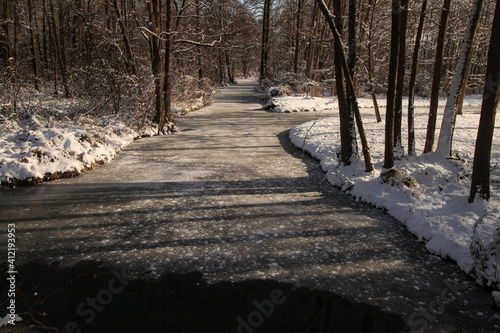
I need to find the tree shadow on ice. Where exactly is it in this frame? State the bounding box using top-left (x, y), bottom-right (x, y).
top-left (0, 261), bottom-right (408, 333)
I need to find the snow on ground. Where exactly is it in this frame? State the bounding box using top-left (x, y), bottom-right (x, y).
top-left (267, 94), bottom-right (483, 112)
top-left (288, 99), bottom-right (500, 289)
top-left (0, 95), bottom-right (159, 185)
top-left (265, 96), bottom-right (337, 113)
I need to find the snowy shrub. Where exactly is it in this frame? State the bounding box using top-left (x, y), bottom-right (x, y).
top-left (470, 211), bottom-right (500, 289)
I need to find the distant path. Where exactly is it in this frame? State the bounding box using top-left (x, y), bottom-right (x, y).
top-left (1, 78), bottom-right (498, 331)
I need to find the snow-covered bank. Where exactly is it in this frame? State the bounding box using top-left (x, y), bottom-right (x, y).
top-left (290, 111), bottom-right (500, 290)
top-left (265, 96), bottom-right (336, 113)
top-left (0, 114), bottom-right (145, 185)
top-left (0, 81), bottom-right (217, 186)
top-left (0, 95), bottom-right (157, 186)
top-left (266, 94), bottom-right (483, 113)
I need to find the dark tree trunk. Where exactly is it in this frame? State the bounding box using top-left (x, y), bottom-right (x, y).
top-left (367, 0), bottom-right (381, 123)
top-left (383, 0), bottom-right (400, 170)
top-left (333, 0), bottom-right (353, 165)
top-left (226, 52), bottom-right (234, 84)
top-left (28, 0), bottom-right (41, 91)
top-left (394, 0), bottom-right (408, 159)
top-left (1, 0), bottom-right (10, 67)
top-left (408, 0), bottom-right (428, 155)
top-left (49, 0), bottom-right (70, 97)
top-left (305, 1), bottom-right (319, 80)
top-left (112, 0), bottom-right (139, 78)
top-left (317, 0), bottom-right (374, 172)
top-left (469, 0), bottom-right (500, 202)
top-left (147, 0), bottom-right (164, 125)
top-left (346, 0), bottom-right (357, 129)
top-left (260, 0), bottom-right (271, 82)
top-left (13, 0), bottom-right (18, 83)
top-left (293, 0), bottom-right (303, 74)
top-left (159, 0), bottom-right (174, 134)
top-left (423, 0), bottom-right (452, 153)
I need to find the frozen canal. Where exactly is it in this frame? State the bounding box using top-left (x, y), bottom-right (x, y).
top-left (1, 79), bottom-right (499, 332)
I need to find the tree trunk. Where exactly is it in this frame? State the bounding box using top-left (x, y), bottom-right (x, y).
top-left (423, 0), bottom-right (452, 153)
top-left (367, 0), bottom-right (381, 123)
top-left (436, 0), bottom-right (483, 157)
top-left (317, 0), bottom-right (374, 172)
top-left (394, 0), bottom-right (408, 159)
top-left (49, 0), bottom-right (70, 97)
top-left (408, 0), bottom-right (428, 155)
top-left (333, 0), bottom-right (354, 165)
top-left (28, 0), bottom-right (41, 91)
top-left (305, 1), bottom-right (319, 80)
top-left (112, 0), bottom-right (139, 78)
top-left (469, 0), bottom-right (500, 202)
top-left (196, 0), bottom-right (203, 81)
top-left (346, 0), bottom-right (356, 127)
top-left (293, 0), bottom-right (303, 74)
top-left (13, 0), bottom-right (18, 84)
top-left (260, 0), bottom-right (271, 82)
top-left (1, 0), bottom-right (10, 67)
top-left (226, 51), bottom-right (234, 84)
top-left (383, 0), bottom-right (400, 170)
top-left (147, 0), bottom-right (164, 125)
top-left (159, 0), bottom-right (174, 134)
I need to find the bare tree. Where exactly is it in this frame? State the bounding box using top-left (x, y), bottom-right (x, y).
top-left (436, 0), bottom-right (483, 157)
top-left (394, 0), bottom-right (408, 159)
top-left (333, 0), bottom-right (355, 165)
top-left (293, 0), bottom-right (303, 74)
top-left (423, 0), bottom-right (452, 153)
top-left (407, 0), bottom-right (428, 155)
top-left (1, 0), bottom-right (11, 67)
top-left (317, 0), bottom-right (374, 172)
top-left (28, 0), bottom-right (40, 91)
top-left (469, 0), bottom-right (500, 202)
top-left (112, 0), bottom-right (139, 78)
top-left (260, 0), bottom-right (271, 82)
top-left (383, 0), bottom-right (400, 170)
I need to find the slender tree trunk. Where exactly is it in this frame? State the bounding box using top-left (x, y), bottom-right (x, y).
top-left (50, 0), bottom-right (70, 97)
top-left (28, 0), bottom-right (40, 91)
top-left (469, 0), bottom-right (500, 202)
top-left (436, 0), bottom-right (483, 157)
top-left (42, 0), bottom-right (49, 76)
top-left (226, 51), bottom-right (234, 84)
top-left (408, 0), bottom-right (428, 155)
top-left (13, 0), bottom-right (18, 84)
top-left (1, 0), bottom-right (10, 67)
top-left (260, 0), bottom-right (271, 82)
top-left (306, 1), bottom-right (319, 80)
top-left (367, 0), bottom-right (381, 122)
top-left (196, 0), bottom-right (203, 81)
top-left (161, 0), bottom-right (174, 133)
top-left (112, 0), bottom-right (139, 78)
top-left (383, 0), bottom-right (400, 170)
top-left (317, 0), bottom-right (374, 172)
top-left (293, 0), bottom-right (303, 74)
top-left (333, 0), bottom-right (353, 165)
top-left (456, 56), bottom-right (473, 115)
top-left (147, 0), bottom-right (164, 125)
top-left (346, 0), bottom-right (357, 127)
top-left (394, 0), bottom-right (408, 159)
top-left (423, 0), bottom-right (452, 153)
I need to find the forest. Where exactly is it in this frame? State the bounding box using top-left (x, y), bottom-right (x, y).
top-left (0, 0), bottom-right (499, 200)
